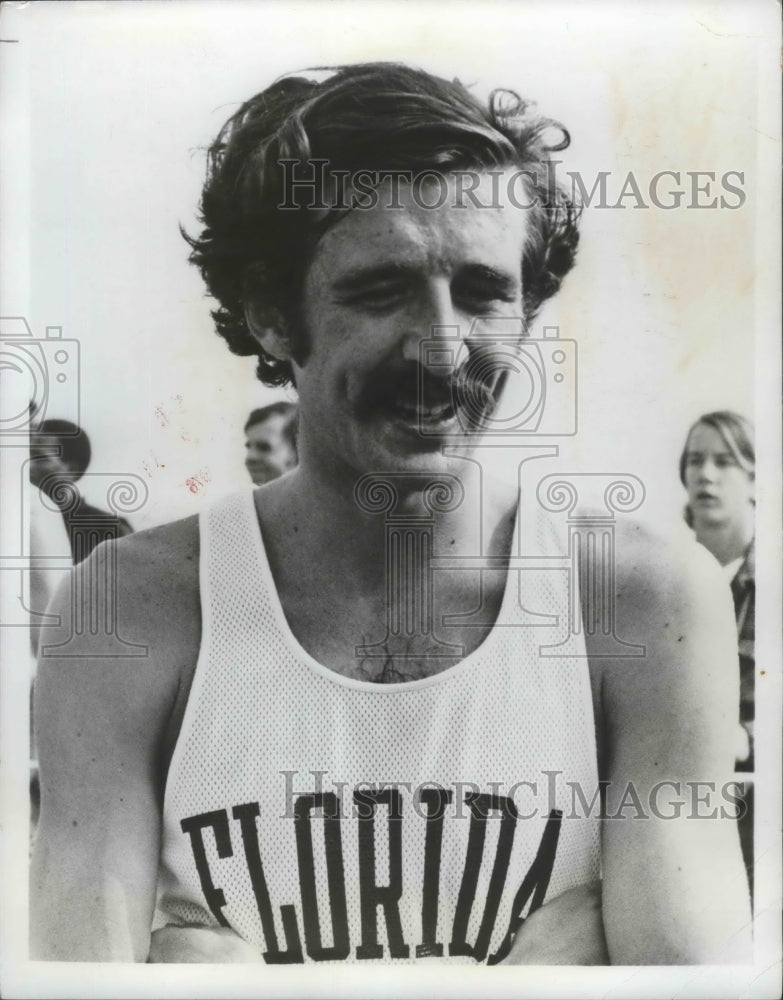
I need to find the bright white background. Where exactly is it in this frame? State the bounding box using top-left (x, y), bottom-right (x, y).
top-left (2, 0), bottom-right (771, 530)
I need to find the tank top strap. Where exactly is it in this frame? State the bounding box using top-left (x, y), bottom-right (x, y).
top-left (200, 489), bottom-right (274, 624)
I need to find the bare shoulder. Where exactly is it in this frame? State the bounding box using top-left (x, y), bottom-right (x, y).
top-left (587, 516), bottom-right (738, 775)
top-left (609, 516), bottom-right (733, 662)
top-left (42, 513), bottom-right (200, 664)
top-left (112, 517), bottom-right (199, 637)
top-left (35, 513), bottom-right (202, 786)
top-left (612, 516), bottom-right (724, 603)
top-left (113, 512), bottom-right (200, 608)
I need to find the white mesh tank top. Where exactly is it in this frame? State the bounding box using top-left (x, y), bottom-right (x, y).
top-left (154, 490), bottom-right (600, 964)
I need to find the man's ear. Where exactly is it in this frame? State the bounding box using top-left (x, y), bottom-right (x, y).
top-left (244, 301), bottom-right (292, 362)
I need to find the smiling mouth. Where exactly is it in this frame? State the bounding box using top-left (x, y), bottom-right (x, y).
top-left (388, 397), bottom-right (457, 427)
top-left (361, 363), bottom-right (496, 437)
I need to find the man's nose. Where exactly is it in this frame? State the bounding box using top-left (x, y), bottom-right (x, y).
top-left (401, 284), bottom-right (468, 373)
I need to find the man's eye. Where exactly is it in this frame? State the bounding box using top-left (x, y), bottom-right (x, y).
top-left (455, 284), bottom-right (516, 311)
top-left (339, 284), bottom-right (407, 310)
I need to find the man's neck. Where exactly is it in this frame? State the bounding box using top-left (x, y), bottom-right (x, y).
top-left (253, 459), bottom-right (520, 682)
top-left (258, 457), bottom-right (517, 576)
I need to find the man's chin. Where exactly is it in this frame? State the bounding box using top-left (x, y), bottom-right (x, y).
top-left (248, 469), bottom-right (274, 486)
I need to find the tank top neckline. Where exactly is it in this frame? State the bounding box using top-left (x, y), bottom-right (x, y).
top-left (239, 487), bottom-right (522, 695)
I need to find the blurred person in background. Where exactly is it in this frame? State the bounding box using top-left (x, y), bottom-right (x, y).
top-left (243, 402), bottom-right (298, 485)
top-left (29, 419), bottom-right (134, 563)
top-left (680, 410), bottom-right (755, 888)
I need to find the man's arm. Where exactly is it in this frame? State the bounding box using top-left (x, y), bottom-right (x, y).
top-left (595, 524), bottom-right (752, 964)
top-left (504, 525), bottom-right (753, 967)
top-left (30, 521), bottom-right (200, 961)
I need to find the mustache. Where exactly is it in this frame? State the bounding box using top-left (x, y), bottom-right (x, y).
top-left (356, 360), bottom-right (506, 424)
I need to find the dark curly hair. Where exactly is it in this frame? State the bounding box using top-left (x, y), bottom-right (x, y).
top-left (185, 62), bottom-right (581, 387)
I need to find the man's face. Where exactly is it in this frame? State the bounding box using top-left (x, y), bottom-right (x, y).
top-left (291, 170), bottom-right (529, 483)
top-left (683, 423), bottom-right (754, 529)
top-left (244, 414), bottom-right (297, 485)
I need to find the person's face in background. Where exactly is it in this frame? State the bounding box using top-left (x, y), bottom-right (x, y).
top-left (244, 414), bottom-right (297, 485)
top-left (28, 436), bottom-right (77, 495)
top-left (683, 422), bottom-right (754, 530)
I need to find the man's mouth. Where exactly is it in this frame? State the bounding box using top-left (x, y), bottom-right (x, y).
top-left (387, 396), bottom-right (457, 427)
top-left (360, 364), bottom-right (495, 434)
top-left (695, 491), bottom-right (719, 502)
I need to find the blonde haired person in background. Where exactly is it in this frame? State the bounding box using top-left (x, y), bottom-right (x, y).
top-left (680, 410), bottom-right (755, 890)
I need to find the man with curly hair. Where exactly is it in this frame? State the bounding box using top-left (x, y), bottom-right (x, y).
top-left (31, 63), bottom-right (750, 965)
